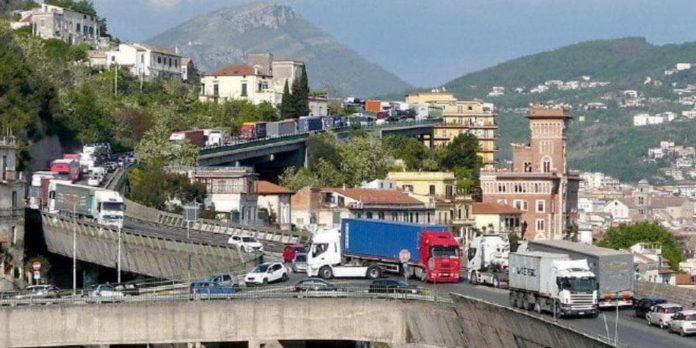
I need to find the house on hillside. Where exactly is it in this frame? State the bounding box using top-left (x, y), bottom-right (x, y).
top-left (23, 3), bottom-right (100, 46)
top-left (255, 181), bottom-right (293, 231)
top-left (106, 43), bottom-right (183, 80)
top-left (199, 64), bottom-right (280, 105)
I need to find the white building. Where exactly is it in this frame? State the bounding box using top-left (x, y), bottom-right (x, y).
top-left (682, 109), bottom-right (696, 119)
top-left (27, 4), bottom-right (100, 46)
top-left (676, 63), bottom-right (692, 71)
top-left (199, 64), bottom-right (280, 105)
top-left (633, 113), bottom-right (664, 127)
top-left (106, 43), bottom-right (183, 80)
top-left (308, 96), bottom-right (328, 116)
top-left (603, 199), bottom-right (632, 222)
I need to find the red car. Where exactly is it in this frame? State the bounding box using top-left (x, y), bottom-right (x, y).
top-left (283, 244), bottom-right (306, 263)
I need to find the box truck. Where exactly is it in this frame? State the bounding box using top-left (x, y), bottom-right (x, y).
top-left (467, 234), bottom-right (510, 288)
top-left (298, 116), bottom-right (323, 133)
top-left (239, 122), bottom-right (267, 140)
top-left (49, 182), bottom-right (125, 228)
top-left (522, 240), bottom-right (634, 308)
top-left (509, 251), bottom-right (599, 318)
top-left (306, 219), bottom-right (461, 282)
top-left (169, 130), bottom-right (205, 147)
top-left (267, 120), bottom-right (297, 137)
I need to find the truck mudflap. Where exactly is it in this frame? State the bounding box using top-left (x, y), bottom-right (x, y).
top-left (598, 298), bottom-right (634, 308)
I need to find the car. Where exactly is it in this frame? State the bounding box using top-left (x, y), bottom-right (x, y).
top-left (205, 272), bottom-right (239, 287)
top-left (283, 244), bottom-right (306, 263)
top-left (88, 283), bottom-right (124, 298)
top-left (291, 253), bottom-right (308, 273)
top-left (227, 235), bottom-right (264, 252)
top-left (294, 278), bottom-right (338, 292)
top-left (244, 262), bottom-right (288, 285)
top-left (669, 310), bottom-right (696, 337)
top-left (14, 285), bottom-right (60, 300)
top-left (368, 279), bottom-right (419, 294)
top-left (190, 280), bottom-right (237, 298)
top-left (634, 297), bottom-right (668, 318)
top-left (646, 303), bottom-right (683, 329)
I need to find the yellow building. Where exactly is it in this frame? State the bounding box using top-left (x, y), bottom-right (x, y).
top-left (405, 91), bottom-right (457, 105)
top-left (434, 100), bottom-right (497, 170)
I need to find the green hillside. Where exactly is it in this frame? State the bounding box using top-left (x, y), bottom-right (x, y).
top-left (148, 2), bottom-right (412, 97)
top-left (444, 37), bottom-right (696, 183)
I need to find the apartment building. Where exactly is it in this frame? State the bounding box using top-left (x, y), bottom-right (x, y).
top-left (29, 3), bottom-right (100, 46)
top-left (199, 64), bottom-right (279, 105)
top-left (480, 106), bottom-right (581, 241)
top-left (0, 136), bottom-right (25, 285)
top-left (106, 43), bottom-right (183, 80)
top-left (434, 100), bottom-right (498, 169)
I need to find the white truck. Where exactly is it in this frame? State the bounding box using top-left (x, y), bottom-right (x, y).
top-left (49, 181), bottom-right (125, 228)
top-left (306, 227), bottom-right (382, 280)
top-left (467, 234), bottom-right (510, 288)
top-left (508, 251), bottom-right (599, 318)
top-left (87, 167), bottom-right (106, 187)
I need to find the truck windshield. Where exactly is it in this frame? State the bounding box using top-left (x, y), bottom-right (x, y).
top-left (311, 243), bottom-right (328, 258)
top-left (432, 246), bottom-right (458, 258)
top-left (561, 277), bottom-right (595, 292)
top-left (102, 202), bottom-right (124, 212)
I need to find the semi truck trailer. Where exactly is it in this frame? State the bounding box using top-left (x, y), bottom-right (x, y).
top-left (306, 219), bottom-right (461, 282)
top-left (49, 182), bottom-right (125, 228)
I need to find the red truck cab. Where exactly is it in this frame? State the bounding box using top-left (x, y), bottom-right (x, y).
top-left (419, 231), bottom-right (461, 282)
top-left (283, 243), bottom-right (306, 263)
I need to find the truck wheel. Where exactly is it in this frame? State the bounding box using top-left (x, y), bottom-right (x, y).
top-left (554, 302), bottom-right (563, 319)
top-left (367, 266), bottom-right (381, 279)
top-left (509, 293), bottom-right (517, 308)
top-left (417, 268), bottom-right (427, 282)
top-left (493, 277), bottom-right (500, 288)
top-left (319, 266), bottom-right (333, 280)
top-left (469, 272), bottom-right (478, 285)
top-left (534, 301), bottom-right (542, 314)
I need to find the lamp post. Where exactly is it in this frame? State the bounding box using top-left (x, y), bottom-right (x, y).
top-left (183, 203), bottom-right (199, 281)
top-left (62, 194), bottom-right (80, 297)
top-left (117, 224), bottom-right (122, 283)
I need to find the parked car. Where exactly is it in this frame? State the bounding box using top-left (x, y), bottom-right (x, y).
top-left (646, 303), bottom-right (683, 329)
top-left (205, 272), bottom-right (239, 287)
top-left (14, 285), bottom-right (60, 300)
top-left (669, 310), bottom-right (696, 337)
top-left (283, 243), bottom-right (306, 263)
top-left (244, 262), bottom-right (289, 285)
top-left (634, 297), bottom-right (668, 318)
top-left (294, 278), bottom-right (338, 292)
top-left (88, 283), bottom-right (124, 298)
top-left (292, 253), bottom-right (308, 273)
top-left (368, 279), bottom-right (419, 294)
top-left (228, 235), bottom-right (264, 252)
top-left (190, 280), bottom-right (237, 298)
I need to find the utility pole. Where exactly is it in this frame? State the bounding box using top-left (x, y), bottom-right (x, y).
top-left (113, 64), bottom-right (118, 96)
top-left (72, 202), bottom-right (77, 296)
top-left (117, 224), bottom-right (122, 283)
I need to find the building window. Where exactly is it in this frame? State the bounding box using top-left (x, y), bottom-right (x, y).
top-left (445, 185), bottom-right (453, 198)
top-left (429, 185), bottom-right (436, 195)
top-left (378, 211), bottom-right (385, 220)
top-left (366, 212), bottom-right (373, 219)
top-left (213, 84), bottom-right (219, 97)
top-left (10, 226), bottom-right (16, 246)
top-left (536, 200), bottom-right (545, 213)
top-left (241, 82), bottom-right (248, 97)
top-left (76, 23), bottom-right (80, 33)
top-left (514, 200), bottom-right (528, 211)
top-left (356, 213), bottom-right (362, 219)
top-left (402, 185), bottom-right (413, 192)
top-left (524, 161), bottom-right (532, 172)
top-left (536, 219), bottom-right (545, 231)
top-left (157, 56), bottom-right (161, 64)
top-left (391, 211), bottom-right (397, 221)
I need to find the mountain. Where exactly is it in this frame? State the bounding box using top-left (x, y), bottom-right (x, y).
top-left (443, 37), bottom-right (696, 183)
top-left (147, 2), bottom-right (411, 97)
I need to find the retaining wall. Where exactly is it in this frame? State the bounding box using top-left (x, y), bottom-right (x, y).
top-left (634, 280), bottom-right (696, 305)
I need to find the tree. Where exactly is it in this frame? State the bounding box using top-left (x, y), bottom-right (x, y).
top-left (134, 123), bottom-right (198, 167)
top-left (597, 221), bottom-right (682, 270)
top-left (382, 135), bottom-right (430, 170)
top-left (437, 133), bottom-right (483, 191)
top-left (279, 80), bottom-right (295, 118)
top-left (338, 136), bottom-right (388, 186)
top-left (279, 167), bottom-right (319, 191)
top-left (292, 66), bottom-right (310, 116)
top-left (127, 166), bottom-right (207, 210)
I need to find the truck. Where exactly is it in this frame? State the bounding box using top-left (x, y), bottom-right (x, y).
top-left (239, 122), bottom-right (267, 140)
top-left (202, 128), bottom-right (231, 146)
top-left (306, 219), bottom-right (461, 282)
top-left (28, 171), bottom-right (58, 209)
top-left (466, 234), bottom-right (510, 288)
top-left (298, 116), bottom-right (323, 133)
top-left (50, 159), bottom-right (80, 182)
top-left (522, 240), bottom-right (634, 308)
top-left (364, 99), bottom-right (382, 113)
top-left (49, 182), bottom-right (125, 228)
top-left (508, 251), bottom-right (599, 318)
top-left (266, 120), bottom-right (297, 137)
top-left (169, 130), bottom-right (205, 147)
top-left (87, 166), bottom-right (106, 187)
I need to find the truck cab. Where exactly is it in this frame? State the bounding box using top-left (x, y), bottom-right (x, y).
top-left (94, 190), bottom-right (124, 228)
top-left (467, 234), bottom-right (509, 287)
top-left (306, 227), bottom-right (381, 280)
top-left (553, 259), bottom-right (599, 317)
top-left (418, 231), bottom-right (460, 282)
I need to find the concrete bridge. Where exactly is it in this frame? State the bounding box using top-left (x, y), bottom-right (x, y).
top-left (0, 293), bottom-right (612, 348)
top-left (39, 212), bottom-right (259, 280)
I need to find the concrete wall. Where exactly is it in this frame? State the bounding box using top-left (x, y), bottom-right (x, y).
top-left (0, 296), bottom-right (612, 348)
top-left (634, 280), bottom-right (696, 306)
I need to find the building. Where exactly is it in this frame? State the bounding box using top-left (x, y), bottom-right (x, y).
top-left (86, 50), bottom-right (107, 69)
top-left (271, 59), bottom-right (304, 92)
top-left (308, 95), bottom-right (329, 116)
top-left (480, 105), bottom-right (581, 240)
top-left (433, 100), bottom-right (497, 169)
top-left (28, 3), bottom-right (100, 46)
top-left (602, 199), bottom-right (633, 223)
top-left (386, 171), bottom-right (458, 226)
top-left (405, 91), bottom-right (457, 105)
top-left (0, 136), bottom-right (25, 288)
top-left (254, 181), bottom-right (293, 231)
top-left (630, 243), bottom-right (676, 285)
top-left (106, 43), bottom-right (183, 80)
top-left (180, 57), bottom-right (198, 83)
top-left (166, 166), bottom-right (259, 225)
top-left (199, 64), bottom-right (279, 105)
top-left (470, 202), bottom-right (522, 235)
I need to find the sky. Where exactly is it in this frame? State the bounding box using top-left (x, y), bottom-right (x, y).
top-left (92, 0), bottom-right (696, 87)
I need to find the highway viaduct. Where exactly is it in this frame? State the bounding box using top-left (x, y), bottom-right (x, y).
top-left (0, 294), bottom-right (612, 348)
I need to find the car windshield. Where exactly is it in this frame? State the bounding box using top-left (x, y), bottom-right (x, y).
top-left (242, 237), bottom-right (257, 243)
top-left (253, 264), bottom-right (270, 273)
top-left (560, 276), bottom-right (595, 292)
top-left (294, 254), bottom-right (307, 262)
top-left (295, 247), bottom-right (306, 253)
top-left (432, 246), bottom-right (458, 258)
top-left (663, 307), bottom-right (682, 313)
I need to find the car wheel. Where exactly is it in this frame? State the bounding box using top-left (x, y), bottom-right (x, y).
top-left (281, 273), bottom-right (289, 281)
top-left (680, 329), bottom-right (687, 337)
top-left (366, 266), bottom-right (381, 279)
top-left (659, 321), bottom-right (666, 329)
top-left (509, 293), bottom-right (517, 308)
top-left (263, 278), bottom-right (268, 285)
top-left (319, 266), bottom-right (333, 280)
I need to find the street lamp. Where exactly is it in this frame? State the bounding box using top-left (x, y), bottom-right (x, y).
top-left (117, 224), bottom-right (122, 284)
top-left (183, 203), bottom-right (199, 281)
top-left (62, 194), bottom-right (80, 297)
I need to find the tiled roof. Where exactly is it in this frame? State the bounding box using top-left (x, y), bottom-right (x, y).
top-left (652, 196), bottom-right (690, 209)
top-left (133, 43), bottom-right (179, 57)
top-left (181, 57), bottom-right (192, 65)
top-left (255, 180), bottom-right (293, 195)
top-left (472, 202), bottom-right (523, 215)
top-left (323, 188), bottom-right (423, 205)
top-left (207, 64), bottom-right (261, 77)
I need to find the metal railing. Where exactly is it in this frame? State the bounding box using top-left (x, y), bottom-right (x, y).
top-left (0, 208), bottom-right (23, 219)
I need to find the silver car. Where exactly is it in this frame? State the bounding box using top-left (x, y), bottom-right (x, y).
top-left (646, 303), bottom-right (683, 329)
top-left (292, 253), bottom-right (308, 273)
top-left (669, 310), bottom-right (696, 336)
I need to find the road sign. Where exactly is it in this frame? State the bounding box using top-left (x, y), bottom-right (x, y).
top-left (33, 271), bottom-right (40, 280)
top-left (399, 249), bottom-right (411, 263)
top-left (183, 204), bottom-right (199, 223)
top-left (32, 261), bottom-right (41, 271)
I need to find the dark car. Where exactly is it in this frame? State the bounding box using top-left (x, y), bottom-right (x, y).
top-left (14, 285), bottom-right (60, 300)
top-left (368, 279), bottom-right (419, 294)
top-left (190, 280), bottom-right (237, 299)
top-left (634, 297), bottom-right (668, 318)
top-left (294, 278), bottom-right (338, 292)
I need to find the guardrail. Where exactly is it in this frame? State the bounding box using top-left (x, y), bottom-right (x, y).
top-left (0, 208), bottom-right (23, 219)
top-left (0, 285), bottom-right (452, 307)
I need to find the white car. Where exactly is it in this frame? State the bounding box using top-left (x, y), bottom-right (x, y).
top-left (669, 310), bottom-right (696, 336)
top-left (244, 262), bottom-right (288, 285)
top-left (88, 284), bottom-right (124, 299)
top-left (228, 235), bottom-right (264, 252)
top-left (646, 303), bottom-right (683, 329)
